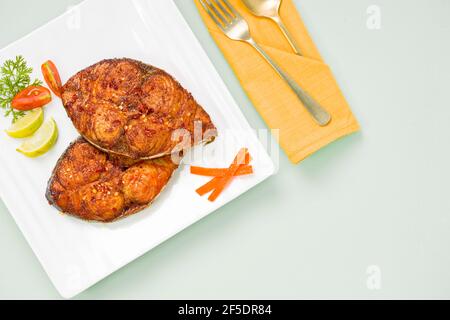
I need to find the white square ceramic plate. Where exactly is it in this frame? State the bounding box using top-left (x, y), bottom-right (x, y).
top-left (0, 0), bottom-right (274, 298)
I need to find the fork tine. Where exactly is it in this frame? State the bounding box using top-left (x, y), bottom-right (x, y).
top-left (221, 0), bottom-right (242, 18)
top-left (213, 0), bottom-right (234, 20)
top-left (199, 0), bottom-right (225, 30)
top-left (205, 0), bottom-right (229, 26)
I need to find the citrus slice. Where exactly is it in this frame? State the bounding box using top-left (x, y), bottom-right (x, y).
top-left (17, 117), bottom-right (58, 158)
top-left (5, 108), bottom-right (44, 138)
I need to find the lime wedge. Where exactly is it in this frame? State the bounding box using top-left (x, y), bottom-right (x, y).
top-left (5, 108), bottom-right (44, 138)
top-left (17, 118), bottom-right (58, 158)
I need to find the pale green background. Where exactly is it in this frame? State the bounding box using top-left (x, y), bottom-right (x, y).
top-left (1, 0), bottom-right (449, 299)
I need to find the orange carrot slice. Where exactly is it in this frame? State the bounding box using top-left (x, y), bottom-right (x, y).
top-left (208, 148), bottom-right (248, 202)
top-left (196, 176), bottom-right (221, 196)
top-left (195, 148), bottom-right (252, 201)
top-left (190, 165), bottom-right (253, 177)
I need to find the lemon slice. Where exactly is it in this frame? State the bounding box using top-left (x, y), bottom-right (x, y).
top-left (5, 108), bottom-right (44, 138)
top-left (17, 117), bottom-right (58, 158)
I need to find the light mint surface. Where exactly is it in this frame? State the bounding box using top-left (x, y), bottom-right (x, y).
top-left (0, 0), bottom-right (449, 299)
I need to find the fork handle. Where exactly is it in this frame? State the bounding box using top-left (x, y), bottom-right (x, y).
top-left (247, 39), bottom-right (331, 126)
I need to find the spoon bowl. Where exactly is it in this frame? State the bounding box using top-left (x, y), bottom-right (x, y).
top-left (241, 0), bottom-right (281, 18)
top-left (241, 0), bottom-right (302, 55)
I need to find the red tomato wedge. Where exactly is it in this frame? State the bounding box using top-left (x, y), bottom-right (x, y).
top-left (11, 85), bottom-right (52, 111)
top-left (41, 60), bottom-right (62, 97)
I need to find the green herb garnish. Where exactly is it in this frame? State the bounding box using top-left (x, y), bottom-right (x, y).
top-left (0, 56), bottom-right (42, 123)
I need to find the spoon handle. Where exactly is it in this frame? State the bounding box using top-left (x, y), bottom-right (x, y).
top-left (247, 38), bottom-right (331, 126)
top-left (272, 16), bottom-right (302, 55)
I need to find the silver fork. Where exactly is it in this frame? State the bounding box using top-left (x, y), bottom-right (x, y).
top-left (199, 0), bottom-right (331, 126)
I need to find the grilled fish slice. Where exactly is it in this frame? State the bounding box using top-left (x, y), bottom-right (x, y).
top-left (46, 138), bottom-right (178, 222)
top-left (61, 58), bottom-right (217, 159)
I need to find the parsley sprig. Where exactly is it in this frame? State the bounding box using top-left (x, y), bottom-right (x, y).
top-left (0, 56), bottom-right (42, 122)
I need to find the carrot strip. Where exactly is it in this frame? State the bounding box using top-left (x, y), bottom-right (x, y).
top-left (240, 150), bottom-right (251, 165)
top-left (207, 176), bottom-right (231, 202)
top-left (231, 148), bottom-right (249, 166)
top-left (195, 148), bottom-right (253, 201)
top-left (208, 148), bottom-right (248, 202)
top-left (244, 152), bottom-right (252, 165)
top-left (196, 176), bottom-right (221, 196)
top-left (191, 165), bottom-right (253, 177)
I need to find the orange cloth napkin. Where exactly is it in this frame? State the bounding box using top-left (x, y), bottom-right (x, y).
top-left (194, 0), bottom-right (360, 163)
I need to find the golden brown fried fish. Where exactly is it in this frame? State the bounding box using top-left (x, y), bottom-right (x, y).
top-left (61, 58), bottom-right (217, 159)
top-left (46, 138), bottom-right (178, 222)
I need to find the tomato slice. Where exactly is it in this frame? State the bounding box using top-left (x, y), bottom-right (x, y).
top-left (11, 86), bottom-right (52, 111)
top-left (41, 60), bottom-right (62, 98)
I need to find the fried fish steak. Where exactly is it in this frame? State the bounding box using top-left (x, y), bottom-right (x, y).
top-left (46, 138), bottom-right (178, 222)
top-left (61, 58), bottom-right (217, 159)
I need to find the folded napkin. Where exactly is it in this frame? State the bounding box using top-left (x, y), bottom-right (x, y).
top-left (194, 0), bottom-right (360, 163)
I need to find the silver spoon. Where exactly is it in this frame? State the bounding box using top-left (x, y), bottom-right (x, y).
top-left (241, 0), bottom-right (303, 55)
